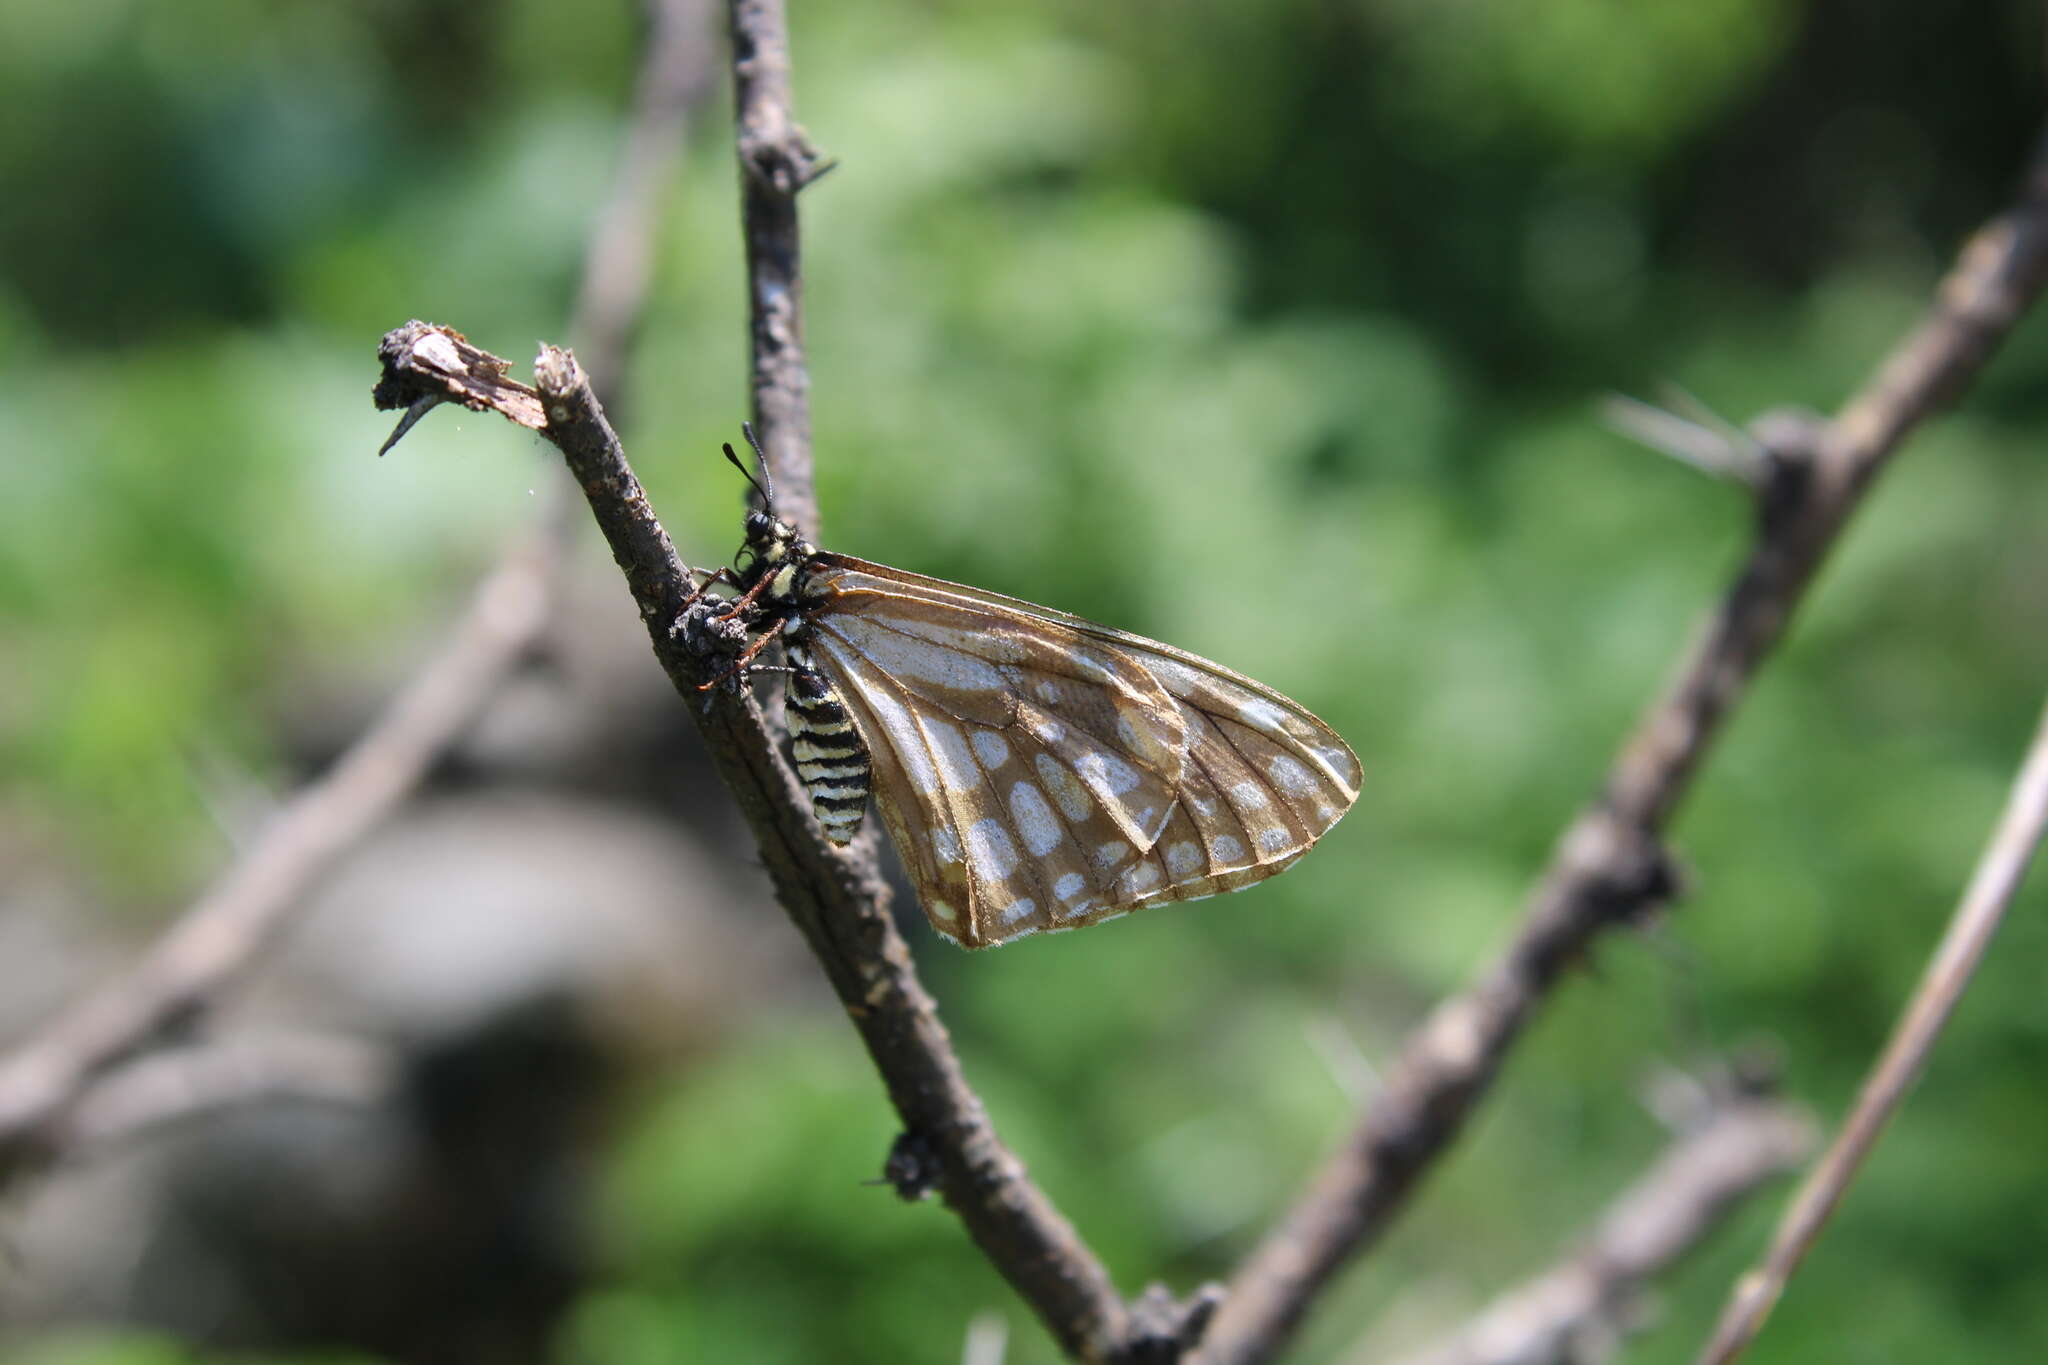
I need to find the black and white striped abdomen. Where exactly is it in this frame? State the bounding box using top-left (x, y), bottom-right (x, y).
top-left (786, 644), bottom-right (870, 844)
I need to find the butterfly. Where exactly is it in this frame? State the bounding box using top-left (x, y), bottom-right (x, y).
top-left (683, 426), bottom-right (1361, 948)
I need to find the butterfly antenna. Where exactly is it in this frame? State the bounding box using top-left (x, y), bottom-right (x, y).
top-left (741, 421), bottom-right (777, 512)
top-left (720, 430), bottom-right (775, 513)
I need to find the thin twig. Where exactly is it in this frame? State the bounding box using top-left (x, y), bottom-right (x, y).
top-left (1196, 125), bottom-right (2048, 1365)
top-left (52, 1034), bottom-right (396, 1155)
top-left (729, 0), bottom-right (828, 539)
top-left (0, 4), bottom-right (712, 1186)
top-left (1393, 1093), bottom-right (1813, 1365)
top-left (1697, 698), bottom-right (2048, 1365)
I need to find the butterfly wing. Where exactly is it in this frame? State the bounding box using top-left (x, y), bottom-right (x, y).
top-left (803, 554), bottom-right (1360, 947)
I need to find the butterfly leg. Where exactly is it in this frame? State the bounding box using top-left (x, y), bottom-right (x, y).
top-left (711, 566), bottom-right (780, 623)
top-left (678, 565), bottom-right (741, 614)
top-left (696, 617), bottom-right (785, 692)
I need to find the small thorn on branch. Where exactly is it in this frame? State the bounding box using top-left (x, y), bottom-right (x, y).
top-left (739, 127), bottom-right (835, 193)
top-left (1115, 1283), bottom-right (1225, 1364)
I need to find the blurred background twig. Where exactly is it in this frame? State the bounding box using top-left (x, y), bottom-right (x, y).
top-left (1699, 694), bottom-right (2048, 1365)
top-left (0, 0), bottom-right (714, 1181)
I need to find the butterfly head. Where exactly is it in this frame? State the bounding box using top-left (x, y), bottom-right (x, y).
top-left (725, 426), bottom-right (816, 606)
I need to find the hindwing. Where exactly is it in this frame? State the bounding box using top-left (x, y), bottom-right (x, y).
top-left (799, 554), bottom-right (1360, 947)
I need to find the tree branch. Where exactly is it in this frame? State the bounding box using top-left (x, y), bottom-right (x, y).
top-left (1196, 125), bottom-right (2048, 1365)
top-left (1397, 1091), bottom-right (1813, 1365)
top-left (376, 328), bottom-right (1135, 1360)
top-left (729, 0), bottom-right (829, 539)
top-left (0, 1), bottom-right (712, 1188)
top-left (1697, 695), bottom-right (2048, 1365)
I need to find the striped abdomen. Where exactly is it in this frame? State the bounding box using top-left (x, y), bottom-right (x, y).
top-left (786, 645), bottom-right (870, 844)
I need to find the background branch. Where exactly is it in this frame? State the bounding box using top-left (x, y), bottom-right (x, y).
top-left (1697, 695), bottom-right (2048, 1365)
top-left (729, 0), bottom-right (826, 539)
top-left (49, 1034), bottom-right (396, 1156)
top-left (1197, 125), bottom-right (2048, 1365)
top-left (1395, 1090), bottom-right (1813, 1365)
top-left (0, 0), bottom-right (713, 1188)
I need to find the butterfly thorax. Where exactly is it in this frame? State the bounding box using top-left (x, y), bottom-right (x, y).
top-left (738, 511), bottom-right (822, 617)
top-left (732, 510), bottom-right (872, 845)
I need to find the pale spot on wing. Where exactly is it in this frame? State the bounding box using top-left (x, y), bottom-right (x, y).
top-left (1001, 897), bottom-right (1037, 925)
top-left (854, 674), bottom-right (939, 795)
top-left (967, 818), bottom-right (1018, 880)
top-left (1008, 782), bottom-right (1062, 856)
top-left (876, 611), bottom-right (1030, 664)
top-left (1054, 871), bottom-right (1086, 901)
top-left (1069, 650), bottom-right (1118, 683)
top-left (1060, 898), bottom-right (1100, 920)
top-left (1139, 656), bottom-right (1203, 695)
top-left (1317, 804), bottom-right (1338, 824)
top-left (1237, 697), bottom-right (1291, 730)
top-left (1230, 780), bottom-right (1270, 809)
top-left (932, 828), bottom-right (961, 864)
top-left (1118, 861), bottom-right (1162, 894)
top-left (1035, 754), bottom-right (1094, 822)
top-left (930, 899), bottom-right (958, 923)
top-left (1165, 841), bottom-right (1202, 878)
top-left (1210, 834), bottom-right (1248, 867)
top-left (1268, 754), bottom-right (1317, 796)
top-left (927, 719), bottom-right (982, 793)
top-left (1094, 840), bottom-right (1130, 869)
top-left (1315, 745), bottom-right (1362, 788)
top-left (1075, 751), bottom-right (1141, 796)
top-left (1025, 713), bottom-right (1066, 744)
top-left (829, 618), bottom-right (1008, 693)
top-left (971, 731), bottom-right (1011, 769)
top-left (1035, 680), bottom-right (1062, 704)
top-left (1189, 793), bottom-right (1217, 816)
top-left (1258, 827), bottom-right (1292, 854)
top-left (1115, 708), bottom-right (1180, 771)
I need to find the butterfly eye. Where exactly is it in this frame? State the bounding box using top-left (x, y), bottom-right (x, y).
top-left (746, 510), bottom-right (774, 540)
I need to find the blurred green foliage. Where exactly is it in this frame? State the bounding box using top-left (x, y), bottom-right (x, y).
top-left (4, 0), bottom-right (2046, 1362)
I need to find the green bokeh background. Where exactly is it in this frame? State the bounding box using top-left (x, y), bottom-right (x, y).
top-left (4, 0), bottom-right (2046, 1361)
